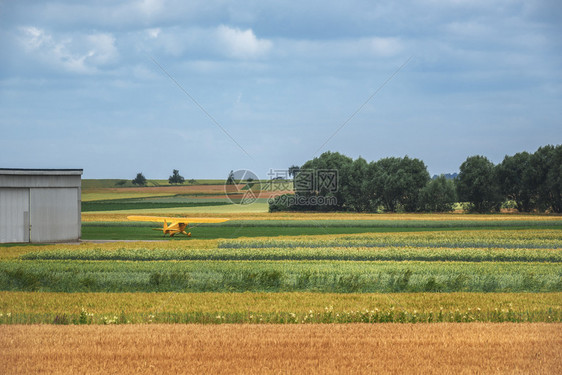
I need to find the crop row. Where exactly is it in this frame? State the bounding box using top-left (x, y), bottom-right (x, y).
top-left (82, 200), bottom-right (229, 212)
top-left (0, 291), bottom-right (562, 315)
top-left (19, 247), bottom-right (562, 263)
top-left (82, 220), bottom-right (562, 228)
top-left (3, 292), bottom-right (559, 314)
top-left (219, 229), bottom-right (562, 249)
top-left (1, 307), bottom-right (560, 325)
top-left (2, 291), bottom-right (560, 324)
top-left (211, 220), bottom-right (562, 228)
top-left (1, 260), bottom-right (560, 293)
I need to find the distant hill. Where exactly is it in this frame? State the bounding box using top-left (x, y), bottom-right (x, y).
top-left (432, 173), bottom-right (458, 180)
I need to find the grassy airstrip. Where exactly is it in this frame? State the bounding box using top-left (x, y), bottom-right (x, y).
top-left (0, 180), bottom-right (561, 324)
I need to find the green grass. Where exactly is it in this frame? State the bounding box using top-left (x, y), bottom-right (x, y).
top-left (80, 225), bottom-right (406, 240)
top-left (81, 220), bottom-right (562, 241)
top-left (79, 225), bottom-right (484, 241)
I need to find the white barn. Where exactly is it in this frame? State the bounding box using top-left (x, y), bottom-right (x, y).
top-left (0, 169), bottom-right (83, 243)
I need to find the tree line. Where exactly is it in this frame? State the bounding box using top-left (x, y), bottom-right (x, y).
top-left (131, 169), bottom-right (188, 186)
top-left (269, 144), bottom-right (562, 213)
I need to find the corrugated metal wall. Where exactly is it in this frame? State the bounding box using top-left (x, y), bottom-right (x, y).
top-left (1, 170), bottom-right (82, 243)
top-left (30, 188), bottom-right (80, 243)
top-left (0, 188), bottom-right (30, 243)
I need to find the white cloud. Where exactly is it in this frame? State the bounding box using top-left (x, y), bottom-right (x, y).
top-left (142, 25), bottom-right (273, 60)
top-left (215, 25), bottom-right (272, 59)
top-left (19, 26), bottom-right (48, 50)
top-left (18, 27), bottom-right (118, 74)
top-left (369, 37), bottom-right (403, 57)
top-left (19, 26), bottom-right (89, 73)
top-left (85, 33), bottom-right (118, 65)
top-left (146, 28), bottom-right (161, 39)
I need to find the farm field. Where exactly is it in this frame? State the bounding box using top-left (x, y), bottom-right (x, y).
top-left (1, 225), bottom-right (561, 322)
top-left (1, 324), bottom-right (560, 374)
top-left (1, 183), bottom-right (561, 372)
top-left (1, 292), bottom-right (560, 324)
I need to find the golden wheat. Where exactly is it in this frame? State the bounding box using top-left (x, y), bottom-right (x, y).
top-left (1, 324), bottom-right (560, 374)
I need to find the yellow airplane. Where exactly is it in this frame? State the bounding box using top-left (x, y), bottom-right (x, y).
top-left (127, 216), bottom-right (229, 237)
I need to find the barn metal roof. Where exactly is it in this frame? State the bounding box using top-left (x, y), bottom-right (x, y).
top-left (0, 168), bottom-right (83, 175)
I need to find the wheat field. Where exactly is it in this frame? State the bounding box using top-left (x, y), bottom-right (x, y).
top-left (1, 323), bottom-right (560, 374)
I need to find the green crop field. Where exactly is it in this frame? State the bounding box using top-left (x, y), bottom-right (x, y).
top-left (2, 259), bottom-right (560, 293)
top-left (0, 186), bottom-right (561, 325)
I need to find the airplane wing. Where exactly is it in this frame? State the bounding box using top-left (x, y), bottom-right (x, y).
top-left (127, 215), bottom-right (229, 224)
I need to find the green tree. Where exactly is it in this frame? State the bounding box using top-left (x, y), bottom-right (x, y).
top-left (456, 155), bottom-right (502, 213)
top-left (132, 172), bottom-right (147, 186)
top-left (545, 145), bottom-right (562, 213)
top-left (496, 152), bottom-right (535, 212)
top-left (341, 157), bottom-right (371, 212)
top-left (226, 170), bottom-right (235, 185)
top-left (288, 165), bottom-right (300, 178)
top-left (366, 156), bottom-right (430, 212)
top-left (168, 169), bottom-right (185, 185)
top-left (418, 175), bottom-right (457, 212)
top-left (530, 145), bottom-right (562, 213)
top-left (294, 151), bottom-right (353, 211)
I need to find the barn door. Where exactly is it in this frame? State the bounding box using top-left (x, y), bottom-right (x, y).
top-left (0, 188), bottom-right (30, 243)
top-left (30, 188), bottom-right (79, 242)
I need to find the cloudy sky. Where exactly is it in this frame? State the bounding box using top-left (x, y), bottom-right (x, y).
top-left (1, 0), bottom-right (560, 179)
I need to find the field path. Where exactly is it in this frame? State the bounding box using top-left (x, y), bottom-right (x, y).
top-left (1, 323), bottom-right (560, 374)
